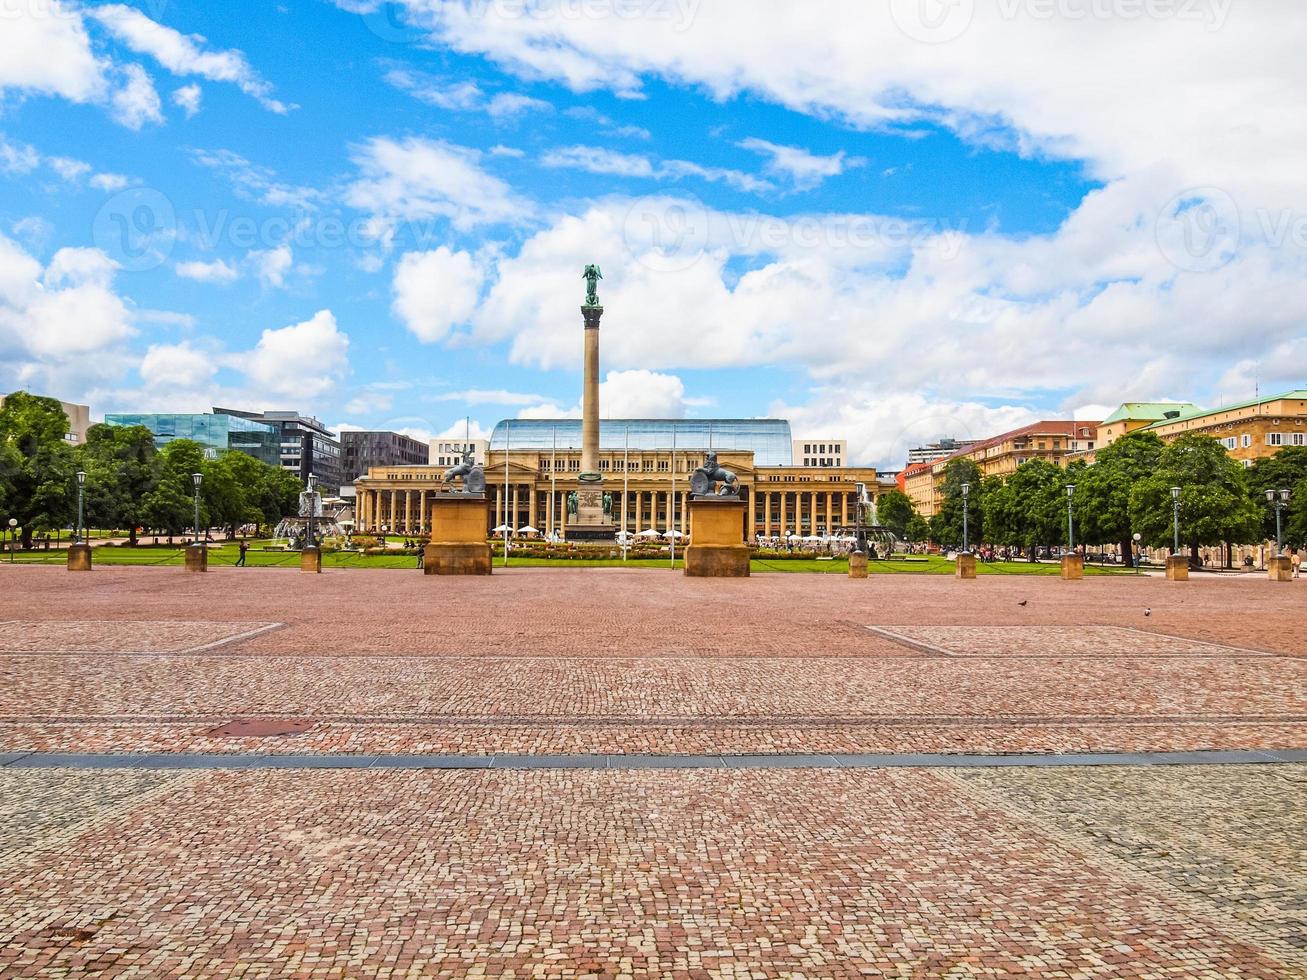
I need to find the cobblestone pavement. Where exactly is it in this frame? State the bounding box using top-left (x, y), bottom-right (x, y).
top-left (1, 566), bottom-right (1304, 975)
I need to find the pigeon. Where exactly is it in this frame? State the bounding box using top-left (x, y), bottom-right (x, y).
top-left (1144, 607), bottom-right (1152, 617)
top-left (1017, 600), bottom-right (1029, 607)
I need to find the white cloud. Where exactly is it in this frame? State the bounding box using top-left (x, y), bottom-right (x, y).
top-left (89, 5), bottom-right (291, 113)
top-left (391, 247), bottom-right (483, 343)
top-left (249, 245), bottom-right (294, 287)
top-left (599, 370), bottom-right (689, 418)
top-left (110, 63), bottom-right (164, 130)
top-left (433, 418), bottom-right (493, 441)
top-left (0, 137), bottom-right (41, 176)
top-left (738, 138), bottom-right (863, 191)
top-left (486, 92), bottom-right (551, 119)
top-left (172, 83), bottom-right (203, 117)
top-left (0, 0), bottom-right (106, 104)
top-left (175, 258), bottom-right (240, 284)
top-left (139, 342), bottom-right (219, 389)
top-left (541, 145), bottom-right (773, 194)
top-left (383, 66), bottom-right (550, 120)
top-left (89, 173), bottom-right (131, 192)
top-left (190, 149), bottom-right (320, 210)
top-left (1, 137), bottom-right (133, 192)
top-left (47, 157), bottom-right (91, 182)
top-left (346, 136), bottom-right (531, 235)
top-left (434, 389), bottom-right (546, 406)
top-left (241, 309), bottom-right (350, 399)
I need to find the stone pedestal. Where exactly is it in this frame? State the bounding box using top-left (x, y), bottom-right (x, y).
top-left (685, 497), bottom-right (749, 578)
top-left (565, 486), bottom-right (615, 543)
top-left (1268, 556), bottom-right (1293, 582)
top-left (300, 547), bottom-right (322, 574)
top-left (185, 545), bottom-right (208, 572)
top-left (1060, 555), bottom-right (1084, 580)
top-left (67, 544), bottom-right (92, 571)
top-left (955, 553), bottom-right (976, 579)
top-left (848, 552), bottom-right (869, 579)
top-left (1165, 555), bottom-right (1190, 581)
top-left (426, 494), bottom-right (492, 575)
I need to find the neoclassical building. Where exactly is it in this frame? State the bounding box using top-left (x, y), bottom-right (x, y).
top-left (354, 419), bottom-right (894, 538)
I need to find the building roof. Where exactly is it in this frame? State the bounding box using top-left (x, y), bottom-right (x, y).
top-left (489, 418), bottom-right (794, 466)
top-left (1101, 402), bottom-right (1201, 425)
top-left (1144, 390), bottom-right (1307, 429)
top-left (923, 420), bottom-right (1099, 471)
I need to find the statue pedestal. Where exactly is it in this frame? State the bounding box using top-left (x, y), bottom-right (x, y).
top-left (685, 497), bottom-right (749, 578)
top-left (67, 544), bottom-right (92, 572)
top-left (426, 494), bottom-right (492, 575)
top-left (565, 486), bottom-right (615, 543)
top-left (955, 553), bottom-right (976, 579)
top-left (1061, 555), bottom-right (1084, 580)
top-left (1165, 555), bottom-right (1189, 581)
top-left (300, 547), bottom-right (322, 574)
top-left (185, 545), bottom-right (208, 572)
top-left (848, 552), bottom-right (869, 579)
top-left (1268, 556), bottom-right (1293, 582)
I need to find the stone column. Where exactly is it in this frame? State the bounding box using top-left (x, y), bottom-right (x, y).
top-left (419, 490), bottom-right (428, 533)
top-left (528, 487), bottom-right (537, 533)
top-left (842, 493), bottom-right (849, 528)
top-left (763, 492), bottom-right (772, 537)
top-left (495, 485), bottom-right (503, 529)
top-left (511, 485), bottom-right (520, 534)
top-left (580, 304), bottom-right (603, 481)
top-left (780, 493), bottom-right (788, 536)
top-left (620, 491), bottom-right (628, 535)
top-left (681, 491), bottom-right (689, 534)
top-left (404, 491), bottom-right (412, 534)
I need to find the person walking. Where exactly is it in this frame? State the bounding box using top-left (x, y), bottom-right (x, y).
top-left (236, 540), bottom-right (248, 567)
top-left (1293, 550), bottom-right (1302, 579)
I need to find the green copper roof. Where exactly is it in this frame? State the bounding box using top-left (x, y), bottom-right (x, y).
top-left (1143, 391), bottom-right (1307, 429)
top-left (1101, 402), bottom-right (1201, 425)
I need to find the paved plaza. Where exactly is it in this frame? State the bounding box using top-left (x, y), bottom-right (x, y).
top-left (1, 566), bottom-right (1304, 976)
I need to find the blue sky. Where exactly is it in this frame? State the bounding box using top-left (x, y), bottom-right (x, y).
top-left (1, 1), bottom-right (1304, 466)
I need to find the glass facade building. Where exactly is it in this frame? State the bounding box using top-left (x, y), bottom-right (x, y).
top-left (104, 413), bottom-right (280, 465)
top-left (488, 419), bottom-right (794, 466)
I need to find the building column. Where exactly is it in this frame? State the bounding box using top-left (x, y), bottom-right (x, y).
top-left (528, 487), bottom-right (537, 533)
top-left (810, 492), bottom-right (819, 533)
top-left (404, 491), bottom-right (412, 534)
top-left (511, 484), bottom-right (520, 532)
top-left (826, 492), bottom-right (835, 532)
top-left (842, 492), bottom-right (849, 528)
top-left (495, 485), bottom-right (503, 530)
top-left (559, 490), bottom-right (568, 535)
top-left (779, 492), bottom-right (788, 536)
top-left (419, 490), bottom-right (428, 533)
top-left (620, 490), bottom-right (628, 535)
top-left (680, 491), bottom-right (689, 535)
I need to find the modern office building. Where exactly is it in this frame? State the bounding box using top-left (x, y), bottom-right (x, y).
top-left (213, 407), bottom-right (342, 488)
top-left (103, 412), bottom-right (280, 465)
top-left (340, 430), bottom-right (429, 483)
top-left (2, 393), bottom-right (91, 445)
top-left (793, 439), bottom-right (846, 468)
top-left (906, 438), bottom-right (980, 466)
top-left (355, 417), bottom-right (896, 538)
top-left (430, 438), bottom-right (488, 469)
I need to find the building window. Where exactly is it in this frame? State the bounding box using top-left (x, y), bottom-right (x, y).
top-left (1268, 433), bottom-right (1284, 447)
top-left (1295, 434), bottom-right (1306, 447)
top-left (1241, 434), bottom-right (1252, 448)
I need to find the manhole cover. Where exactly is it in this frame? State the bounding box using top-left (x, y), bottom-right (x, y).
top-left (207, 719), bottom-right (314, 737)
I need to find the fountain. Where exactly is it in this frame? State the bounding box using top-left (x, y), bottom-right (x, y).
top-left (271, 477), bottom-right (344, 550)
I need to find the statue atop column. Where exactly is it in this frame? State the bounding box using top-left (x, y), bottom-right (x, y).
top-left (582, 264), bottom-right (602, 308)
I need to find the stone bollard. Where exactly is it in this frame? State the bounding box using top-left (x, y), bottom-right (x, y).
top-left (300, 547), bottom-right (322, 574)
top-left (848, 552), bottom-right (868, 579)
top-left (1060, 555), bottom-right (1084, 580)
top-left (1268, 556), bottom-right (1293, 582)
top-left (184, 545), bottom-right (208, 572)
top-left (1165, 555), bottom-right (1189, 581)
top-left (66, 544), bottom-right (93, 572)
top-left (955, 553), bottom-right (977, 579)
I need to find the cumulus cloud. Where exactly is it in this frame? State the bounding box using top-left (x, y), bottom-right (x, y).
top-left (241, 309), bottom-right (350, 399)
top-left (249, 245), bottom-right (294, 287)
top-left (139, 342), bottom-right (219, 390)
top-left (383, 65), bottom-right (551, 120)
top-left (345, 136), bottom-right (532, 237)
top-left (737, 138), bottom-right (864, 191)
top-left (0, 0), bottom-right (106, 104)
top-left (110, 63), bottom-right (164, 130)
top-left (541, 145), bottom-right (772, 194)
top-left (391, 247), bottom-right (484, 343)
top-left (517, 370), bottom-right (692, 421)
top-left (88, 5), bottom-right (291, 113)
top-left (172, 83), bottom-right (202, 117)
top-left (175, 258), bottom-right (240, 284)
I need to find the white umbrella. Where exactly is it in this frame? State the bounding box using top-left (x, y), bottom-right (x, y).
top-left (615, 530), bottom-right (636, 540)
top-left (637, 528), bottom-right (661, 538)
top-left (518, 525), bottom-right (540, 535)
top-left (492, 524), bottom-right (512, 534)
top-left (662, 529), bottom-right (685, 539)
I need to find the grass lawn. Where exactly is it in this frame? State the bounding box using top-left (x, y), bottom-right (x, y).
top-left (4, 546), bottom-right (1133, 574)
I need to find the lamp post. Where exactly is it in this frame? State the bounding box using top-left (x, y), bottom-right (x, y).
top-left (305, 474), bottom-right (317, 550)
top-left (75, 470), bottom-right (86, 544)
top-left (1170, 486), bottom-right (1182, 556)
top-left (7, 517), bottom-right (16, 562)
top-left (1133, 531), bottom-right (1142, 575)
top-left (1065, 484), bottom-right (1076, 554)
top-left (191, 472), bottom-right (203, 547)
top-left (1266, 488), bottom-right (1291, 556)
top-left (961, 482), bottom-right (970, 554)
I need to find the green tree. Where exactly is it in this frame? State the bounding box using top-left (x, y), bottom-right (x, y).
top-left (144, 440), bottom-right (210, 537)
top-left (1074, 431), bottom-right (1164, 564)
top-left (1130, 434), bottom-right (1262, 567)
top-left (904, 513), bottom-right (931, 543)
top-left (874, 489), bottom-right (915, 537)
top-left (0, 392), bottom-right (76, 548)
top-left (1248, 447), bottom-right (1307, 550)
top-left (78, 423), bottom-right (160, 546)
top-left (930, 458), bottom-right (984, 547)
top-left (982, 460), bottom-right (1066, 555)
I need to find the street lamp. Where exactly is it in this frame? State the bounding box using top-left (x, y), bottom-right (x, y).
top-left (1132, 531), bottom-right (1142, 575)
top-left (191, 472), bottom-right (203, 547)
top-left (1065, 484), bottom-right (1076, 554)
top-left (1170, 486), bottom-right (1182, 556)
top-left (75, 470), bottom-right (87, 544)
top-left (1266, 488), bottom-right (1291, 557)
top-left (960, 482), bottom-right (971, 554)
top-left (7, 517), bottom-right (16, 563)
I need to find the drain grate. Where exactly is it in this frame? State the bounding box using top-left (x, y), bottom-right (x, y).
top-left (207, 719), bottom-right (314, 737)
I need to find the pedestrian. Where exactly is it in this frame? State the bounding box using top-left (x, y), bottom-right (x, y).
top-left (416, 543), bottom-right (424, 569)
top-left (1293, 550), bottom-right (1302, 579)
top-left (236, 540), bottom-right (248, 567)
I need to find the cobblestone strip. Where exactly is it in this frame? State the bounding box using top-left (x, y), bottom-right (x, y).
top-left (942, 768), bottom-right (1307, 974)
top-left (867, 625), bottom-right (1275, 658)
